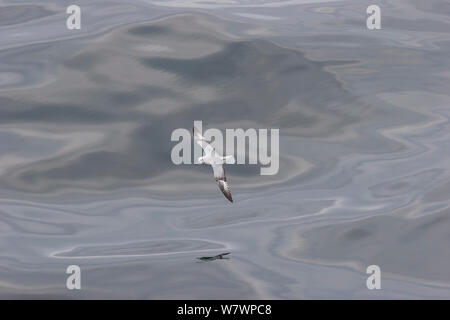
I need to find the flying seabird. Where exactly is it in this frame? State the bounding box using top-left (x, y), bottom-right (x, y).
top-left (197, 252), bottom-right (231, 262)
top-left (193, 126), bottom-right (235, 203)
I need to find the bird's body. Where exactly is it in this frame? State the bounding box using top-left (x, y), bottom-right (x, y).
top-left (193, 127), bottom-right (235, 202)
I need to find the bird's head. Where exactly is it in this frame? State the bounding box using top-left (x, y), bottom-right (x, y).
top-left (197, 156), bottom-right (205, 164)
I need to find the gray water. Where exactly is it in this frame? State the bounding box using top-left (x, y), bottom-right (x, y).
top-left (0, 0), bottom-right (449, 299)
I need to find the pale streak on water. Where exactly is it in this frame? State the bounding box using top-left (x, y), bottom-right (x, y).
top-left (0, 0), bottom-right (449, 299)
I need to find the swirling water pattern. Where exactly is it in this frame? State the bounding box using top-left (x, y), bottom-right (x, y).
top-left (0, 0), bottom-right (449, 298)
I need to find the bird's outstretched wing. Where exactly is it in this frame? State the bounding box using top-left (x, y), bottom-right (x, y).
top-left (213, 164), bottom-right (233, 203)
top-left (216, 252), bottom-right (230, 258)
top-left (193, 127), bottom-right (214, 156)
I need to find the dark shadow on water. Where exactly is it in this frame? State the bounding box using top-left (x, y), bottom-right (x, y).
top-left (196, 252), bottom-right (231, 262)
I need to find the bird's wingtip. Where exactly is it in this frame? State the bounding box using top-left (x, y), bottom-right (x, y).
top-left (218, 180), bottom-right (233, 203)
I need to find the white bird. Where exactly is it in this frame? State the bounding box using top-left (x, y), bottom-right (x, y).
top-left (193, 126), bottom-right (235, 203)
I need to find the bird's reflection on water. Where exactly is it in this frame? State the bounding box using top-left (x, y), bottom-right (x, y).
top-left (196, 253), bottom-right (231, 262)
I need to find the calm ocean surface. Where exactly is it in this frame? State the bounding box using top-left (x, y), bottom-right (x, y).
top-left (0, 0), bottom-right (450, 298)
